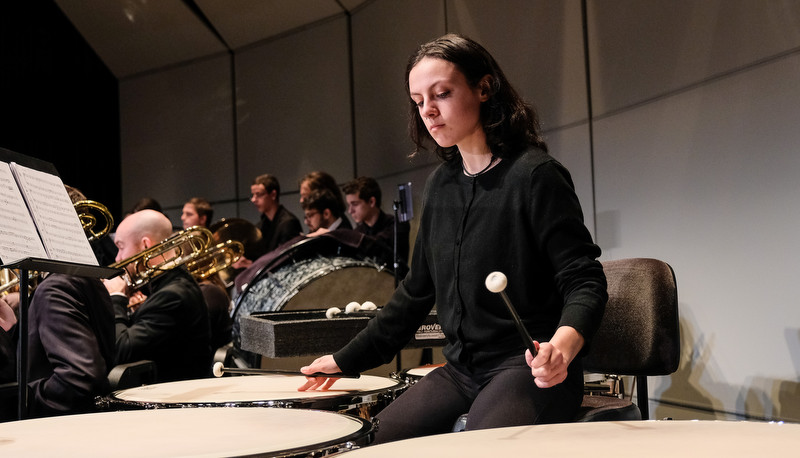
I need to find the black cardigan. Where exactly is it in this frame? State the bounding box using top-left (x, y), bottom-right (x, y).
top-left (334, 147), bottom-right (607, 373)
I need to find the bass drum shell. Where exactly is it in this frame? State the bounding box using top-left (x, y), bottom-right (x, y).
top-left (233, 254), bottom-right (395, 349)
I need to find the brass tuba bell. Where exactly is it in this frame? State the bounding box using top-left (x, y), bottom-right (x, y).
top-left (74, 199), bottom-right (114, 242)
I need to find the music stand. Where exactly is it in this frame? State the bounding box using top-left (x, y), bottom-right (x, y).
top-left (0, 147), bottom-right (121, 420)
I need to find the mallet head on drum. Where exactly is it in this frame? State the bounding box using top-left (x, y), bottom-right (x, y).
top-left (485, 271), bottom-right (508, 293)
top-left (213, 361), bottom-right (224, 377)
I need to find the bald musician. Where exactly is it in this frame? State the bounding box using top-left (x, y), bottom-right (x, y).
top-left (104, 210), bottom-right (212, 382)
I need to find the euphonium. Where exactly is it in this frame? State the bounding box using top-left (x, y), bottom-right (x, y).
top-left (110, 226), bottom-right (214, 290)
top-left (74, 199), bottom-right (114, 242)
top-left (186, 239), bottom-right (245, 282)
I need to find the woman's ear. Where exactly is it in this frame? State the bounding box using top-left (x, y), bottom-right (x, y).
top-left (479, 75), bottom-right (493, 101)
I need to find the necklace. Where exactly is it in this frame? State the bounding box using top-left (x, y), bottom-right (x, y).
top-left (462, 155), bottom-right (497, 177)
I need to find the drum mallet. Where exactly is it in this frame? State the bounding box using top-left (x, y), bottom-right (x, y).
top-left (485, 271), bottom-right (538, 357)
top-left (212, 362), bottom-right (360, 379)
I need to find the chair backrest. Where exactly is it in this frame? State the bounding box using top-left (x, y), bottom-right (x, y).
top-left (582, 258), bottom-right (680, 376)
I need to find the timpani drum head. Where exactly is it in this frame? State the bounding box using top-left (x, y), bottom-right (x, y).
top-left (99, 373), bottom-right (407, 420)
top-left (340, 420), bottom-right (800, 457)
top-left (0, 408), bottom-right (372, 457)
top-left (392, 364), bottom-right (445, 385)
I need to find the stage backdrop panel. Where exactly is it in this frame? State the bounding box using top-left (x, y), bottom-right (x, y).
top-left (119, 53), bottom-right (236, 217)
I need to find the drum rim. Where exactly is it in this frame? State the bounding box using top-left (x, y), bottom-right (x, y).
top-left (100, 375), bottom-right (409, 411)
top-left (1, 408), bottom-right (374, 457)
top-left (264, 410), bottom-right (374, 457)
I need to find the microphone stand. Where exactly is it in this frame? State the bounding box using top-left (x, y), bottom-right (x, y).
top-left (392, 199), bottom-right (400, 289)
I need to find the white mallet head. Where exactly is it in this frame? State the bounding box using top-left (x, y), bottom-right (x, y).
top-left (345, 301), bottom-right (361, 314)
top-left (360, 301), bottom-right (377, 311)
top-left (212, 361), bottom-right (224, 378)
top-left (325, 306), bottom-right (342, 319)
top-left (485, 271), bottom-right (508, 293)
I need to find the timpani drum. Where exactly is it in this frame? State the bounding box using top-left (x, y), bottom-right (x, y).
top-left (391, 364), bottom-right (445, 385)
top-left (340, 420), bottom-right (800, 457)
top-left (232, 236), bottom-right (396, 348)
top-left (0, 408), bottom-right (373, 457)
top-left (98, 373), bottom-right (408, 420)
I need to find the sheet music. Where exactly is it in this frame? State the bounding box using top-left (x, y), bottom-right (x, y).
top-left (9, 162), bottom-right (98, 266)
top-left (0, 161), bottom-right (49, 264)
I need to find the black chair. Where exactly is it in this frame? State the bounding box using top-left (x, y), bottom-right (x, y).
top-left (107, 360), bottom-right (158, 391)
top-left (575, 257), bottom-right (680, 421)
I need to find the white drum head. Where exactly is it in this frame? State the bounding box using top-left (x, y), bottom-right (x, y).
top-left (111, 374), bottom-right (400, 405)
top-left (342, 420), bottom-right (800, 457)
top-left (0, 408), bottom-right (372, 457)
top-left (405, 364), bottom-right (443, 378)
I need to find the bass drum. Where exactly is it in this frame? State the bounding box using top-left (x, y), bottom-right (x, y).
top-left (232, 234), bottom-right (396, 349)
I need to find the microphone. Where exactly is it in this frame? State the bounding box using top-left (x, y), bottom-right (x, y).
top-left (485, 272), bottom-right (538, 357)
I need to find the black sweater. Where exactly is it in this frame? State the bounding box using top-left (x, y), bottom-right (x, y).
top-left (334, 147), bottom-right (607, 373)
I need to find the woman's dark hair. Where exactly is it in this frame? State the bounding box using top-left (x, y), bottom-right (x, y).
top-left (405, 33), bottom-right (547, 161)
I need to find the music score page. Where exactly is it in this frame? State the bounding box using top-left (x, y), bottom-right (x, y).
top-left (0, 161), bottom-right (97, 266)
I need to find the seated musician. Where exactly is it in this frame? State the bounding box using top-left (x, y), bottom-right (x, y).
top-left (233, 189), bottom-right (380, 297)
top-left (181, 197), bottom-right (213, 229)
top-left (302, 188), bottom-right (347, 236)
top-left (251, 174), bottom-right (303, 253)
top-left (104, 209), bottom-right (212, 382)
top-left (26, 273), bottom-right (115, 417)
top-left (342, 176), bottom-right (410, 274)
top-left (299, 171), bottom-right (352, 229)
top-left (0, 295), bottom-right (16, 384)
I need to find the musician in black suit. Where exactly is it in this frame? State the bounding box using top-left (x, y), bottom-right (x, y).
top-left (26, 274), bottom-right (115, 417)
top-left (251, 174), bottom-right (303, 252)
top-left (342, 176), bottom-right (410, 274)
top-left (104, 209), bottom-right (212, 382)
top-left (0, 295), bottom-right (16, 384)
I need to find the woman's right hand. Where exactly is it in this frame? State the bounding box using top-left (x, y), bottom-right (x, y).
top-left (298, 355), bottom-right (342, 391)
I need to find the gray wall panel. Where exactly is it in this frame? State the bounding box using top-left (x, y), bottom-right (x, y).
top-left (588, 0), bottom-right (800, 115)
top-left (235, 16), bottom-right (353, 207)
top-left (119, 53), bottom-right (235, 216)
top-left (593, 51), bottom-right (800, 422)
top-left (351, 0), bottom-right (445, 179)
top-left (449, 0), bottom-right (588, 130)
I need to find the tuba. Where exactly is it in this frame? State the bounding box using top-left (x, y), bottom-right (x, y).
top-left (74, 200), bottom-right (114, 242)
top-left (110, 226), bottom-right (214, 291)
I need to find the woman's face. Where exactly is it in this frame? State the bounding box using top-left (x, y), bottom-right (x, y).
top-left (408, 57), bottom-right (488, 152)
